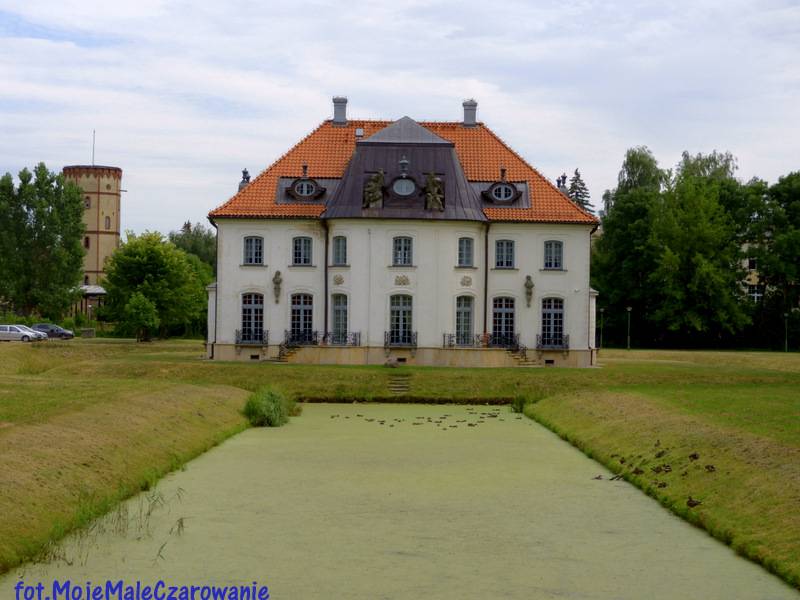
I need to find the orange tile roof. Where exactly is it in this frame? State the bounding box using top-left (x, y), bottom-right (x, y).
top-left (209, 120), bottom-right (598, 224)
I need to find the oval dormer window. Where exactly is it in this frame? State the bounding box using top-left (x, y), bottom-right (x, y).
top-left (492, 183), bottom-right (515, 202)
top-left (294, 180), bottom-right (316, 197)
top-left (392, 178), bottom-right (415, 196)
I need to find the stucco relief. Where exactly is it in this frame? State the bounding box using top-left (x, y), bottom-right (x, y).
top-left (333, 274), bottom-right (344, 285)
top-left (460, 275), bottom-right (472, 287)
top-left (394, 275), bottom-right (410, 286)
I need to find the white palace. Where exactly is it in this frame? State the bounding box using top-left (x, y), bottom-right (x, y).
top-left (206, 98), bottom-right (599, 367)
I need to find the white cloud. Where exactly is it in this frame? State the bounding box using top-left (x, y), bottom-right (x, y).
top-left (0, 0), bottom-right (798, 232)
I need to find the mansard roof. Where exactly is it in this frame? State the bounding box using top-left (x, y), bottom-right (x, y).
top-left (209, 117), bottom-right (598, 224)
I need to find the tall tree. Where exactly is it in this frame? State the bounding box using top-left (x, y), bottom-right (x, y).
top-left (567, 168), bottom-right (592, 213)
top-left (168, 221), bottom-right (216, 275)
top-left (102, 232), bottom-right (211, 337)
top-left (646, 153), bottom-right (750, 340)
top-left (0, 164), bottom-right (85, 318)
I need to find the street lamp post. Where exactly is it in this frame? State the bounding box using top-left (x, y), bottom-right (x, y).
top-left (626, 306), bottom-right (632, 350)
top-left (785, 313), bottom-right (790, 353)
top-left (599, 308), bottom-right (605, 350)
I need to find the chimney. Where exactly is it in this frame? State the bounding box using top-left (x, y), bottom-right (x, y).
top-left (462, 98), bottom-right (478, 127)
top-left (332, 96), bottom-right (348, 126)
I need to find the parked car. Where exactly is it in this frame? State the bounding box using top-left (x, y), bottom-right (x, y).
top-left (0, 324), bottom-right (45, 342)
top-left (33, 323), bottom-right (75, 339)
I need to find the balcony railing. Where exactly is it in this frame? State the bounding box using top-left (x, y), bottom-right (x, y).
top-left (536, 333), bottom-right (569, 350)
top-left (487, 333), bottom-right (521, 350)
top-left (323, 332), bottom-right (362, 346)
top-left (235, 329), bottom-right (269, 346)
top-left (384, 330), bottom-right (418, 348)
top-left (442, 333), bottom-right (483, 348)
top-left (284, 330), bottom-right (320, 347)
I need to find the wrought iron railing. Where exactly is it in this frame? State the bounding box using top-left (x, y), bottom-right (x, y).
top-left (235, 329), bottom-right (269, 346)
top-left (442, 333), bottom-right (483, 348)
top-left (487, 333), bottom-right (521, 350)
top-left (284, 330), bottom-right (320, 347)
top-left (536, 333), bottom-right (569, 350)
top-left (384, 330), bottom-right (418, 348)
top-left (323, 332), bottom-right (362, 346)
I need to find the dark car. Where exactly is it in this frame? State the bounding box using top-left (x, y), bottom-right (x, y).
top-left (33, 323), bottom-right (75, 339)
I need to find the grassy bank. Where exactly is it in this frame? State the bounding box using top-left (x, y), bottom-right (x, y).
top-left (1, 340), bottom-right (798, 587)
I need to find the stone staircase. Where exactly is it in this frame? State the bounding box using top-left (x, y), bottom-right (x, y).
top-left (507, 348), bottom-right (540, 367)
top-left (387, 373), bottom-right (411, 394)
top-left (266, 344), bottom-right (298, 364)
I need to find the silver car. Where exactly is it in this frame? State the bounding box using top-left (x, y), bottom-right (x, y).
top-left (0, 324), bottom-right (46, 342)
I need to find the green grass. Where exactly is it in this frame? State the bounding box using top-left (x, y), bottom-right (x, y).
top-left (0, 340), bottom-right (799, 587)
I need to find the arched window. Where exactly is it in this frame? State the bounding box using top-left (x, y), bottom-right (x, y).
top-left (331, 294), bottom-right (348, 343)
top-left (541, 298), bottom-right (564, 347)
top-left (455, 296), bottom-right (474, 345)
top-left (84, 236), bottom-right (90, 249)
top-left (495, 240), bottom-right (514, 268)
top-left (243, 236), bottom-right (263, 265)
top-left (241, 293), bottom-right (264, 343)
top-left (392, 236), bottom-right (413, 266)
top-left (332, 236), bottom-right (347, 265)
top-left (84, 196), bottom-right (91, 209)
top-left (290, 294), bottom-right (314, 343)
top-left (389, 294), bottom-right (413, 345)
top-left (457, 237), bottom-right (474, 267)
top-left (544, 240), bottom-right (563, 270)
top-left (104, 216), bottom-right (111, 230)
top-left (293, 236), bottom-right (312, 265)
top-left (83, 275), bottom-right (90, 286)
top-left (492, 297), bottom-right (515, 346)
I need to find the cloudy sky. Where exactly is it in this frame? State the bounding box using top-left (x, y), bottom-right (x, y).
top-left (1, 0), bottom-right (798, 233)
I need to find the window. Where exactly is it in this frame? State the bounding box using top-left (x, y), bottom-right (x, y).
top-left (491, 183), bottom-right (515, 202)
top-left (544, 240), bottom-right (563, 270)
top-left (83, 275), bottom-right (89, 285)
top-left (748, 257), bottom-right (757, 270)
top-left (389, 294), bottom-right (413, 345)
top-left (243, 236), bottom-right (263, 265)
top-left (492, 297), bottom-right (515, 344)
top-left (748, 284), bottom-right (764, 302)
top-left (392, 236), bottom-right (413, 266)
top-left (294, 180), bottom-right (316, 197)
top-left (84, 236), bottom-right (90, 249)
top-left (293, 236), bottom-right (312, 265)
top-left (332, 236), bottom-right (347, 265)
top-left (392, 179), bottom-right (415, 196)
top-left (456, 296), bottom-right (474, 345)
top-left (331, 294), bottom-right (348, 343)
top-left (290, 294), bottom-right (314, 342)
top-left (457, 237), bottom-right (474, 267)
top-left (84, 196), bottom-right (91, 209)
top-left (541, 298), bottom-right (565, 347)
top-left (241, 293), bottom-right (264, 343)
top-left (105, 216), bottom-right (111, 230)
top-left (495, 240), bottom-right (514, 268)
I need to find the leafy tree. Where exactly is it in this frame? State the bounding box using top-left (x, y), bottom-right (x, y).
top-left (124, 292), bottom-right (160, 341)
top-left (168, 221), bottom-right (216, 274)
top-left (0, 163), bottom-right (85, 318)
top-left (102, 232), bottom-right (211, 337)
top-left (646, 154), bottom-right (750, 340)
top-left (567, 168), bottom-right (592, 213)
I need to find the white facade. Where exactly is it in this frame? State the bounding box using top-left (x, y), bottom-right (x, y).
top-left (208, 217), bottom-right (597, 366)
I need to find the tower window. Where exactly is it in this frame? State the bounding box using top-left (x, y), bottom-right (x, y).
top-left (84, 196), bottom-right (91, 209)
top-left (84, 236), bottom-right (90, 249)
top-left (105, 216), bottom-right (111, 230)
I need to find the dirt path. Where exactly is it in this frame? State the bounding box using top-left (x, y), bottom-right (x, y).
top-left (2, 404), bottom-right (797, 599)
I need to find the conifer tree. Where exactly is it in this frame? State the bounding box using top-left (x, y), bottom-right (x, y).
top-left (568, 168), bottom-right (592, 212)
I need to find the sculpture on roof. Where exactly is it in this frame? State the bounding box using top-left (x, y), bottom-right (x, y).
top-left (363, 170), bottom-right (385, 209)
top-left (424, 172), bottom-right (445, 211)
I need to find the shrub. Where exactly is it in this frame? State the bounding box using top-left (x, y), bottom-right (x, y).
top-left (511, 395), bottom-right (528, 413)
top-left (243, 389), bottom-right (293, 427)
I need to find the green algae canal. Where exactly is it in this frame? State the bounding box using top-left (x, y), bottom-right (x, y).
top-left (2, 404), bottom-right (797, 599)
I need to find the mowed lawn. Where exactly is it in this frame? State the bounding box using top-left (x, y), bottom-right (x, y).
top-left (0, 340), bottom-right (798, 588)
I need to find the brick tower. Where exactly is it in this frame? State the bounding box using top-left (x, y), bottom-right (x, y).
top-left (62, 165), bottom-right (122, 286)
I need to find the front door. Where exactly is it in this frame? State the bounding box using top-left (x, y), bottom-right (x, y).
top-left (291, 294), bottom-right (313, 343)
